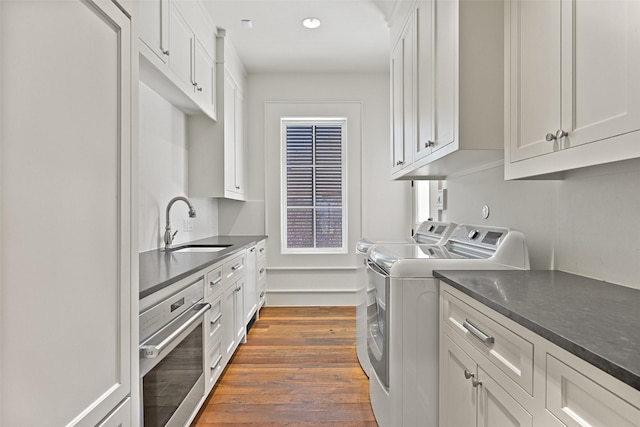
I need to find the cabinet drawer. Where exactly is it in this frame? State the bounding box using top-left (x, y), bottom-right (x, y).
top-left (206, 297), bottom-right (223, 345)
top-left (224, 251), bottom-right (246, 281)
top-left (546, 354), bottom-right (640, 427)
top-left (257, 240), bottom-right (266, 263)
top-left (206, 264), bottom-right (223, 299)
top-left (206, 339), bottom-right (224, 391)
top-left (442, 291), bottom-right (534, 395)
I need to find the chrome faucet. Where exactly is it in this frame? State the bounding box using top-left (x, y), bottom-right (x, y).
top-left (164, 196), bottom-right (197, 250)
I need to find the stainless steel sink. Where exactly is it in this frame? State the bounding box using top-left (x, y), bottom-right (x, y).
top-left (170, 245), bottom-right (231, 253)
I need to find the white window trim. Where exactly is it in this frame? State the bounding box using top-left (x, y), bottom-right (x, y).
top-left (280, 117), bottom-right (348, 254)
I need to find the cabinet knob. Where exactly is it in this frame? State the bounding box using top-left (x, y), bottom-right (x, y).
top-left (197, 87), bottom-right (203, 92)
top-left (425, 140), bottom-right (435, 148)
top-left (545, 129), bottom-right (568, 142)
top-left (471, 378), bottom-right (482, 388)
top-left (395, 160), bottom-right (405, 166)
top-left (162, 49), bottom-right (170, 56)
top-left (464, 369), bottom-right (474, 380)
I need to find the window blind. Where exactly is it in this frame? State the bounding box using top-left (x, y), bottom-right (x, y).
top-left (284, 122), bottom-right (344, 251)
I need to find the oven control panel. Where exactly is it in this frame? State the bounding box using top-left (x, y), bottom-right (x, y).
top-left (139, 278), bottom-right (204, 342)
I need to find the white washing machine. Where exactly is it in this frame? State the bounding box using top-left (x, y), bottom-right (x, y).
top-left (355, 221), bottom-right (456, 377)
top-left (366, 224), bottom-right (530, 427)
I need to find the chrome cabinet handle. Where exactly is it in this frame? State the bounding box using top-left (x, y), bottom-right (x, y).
top-left (197, 87), bottom-right (203, 92)
top-left (162, 49), bottom-right (170, 56)
top-left (211, 355), bottom-right (223, 370)
top-left (210, 277), bottom-right (222, 287)
top-left (395, 160), bottom-right (405, 166)
top-left (425, 140), bottom-right (435, 148)
top-left (259, 248), bottom-right (264, 253)
top-left (464, 369), bottom-right (474, 379)
top-left (545, 129), bottom-right (568, 141)
top-left (211, 313), bottom-right (222, 324)
top-left (260, 291), bottom-right (265, 297)
top-left (250, 248), bottom-right (256, 252)
top-left (463, 319), bottom-right (495, 345)
top-left (472, 377), bottom-right (482, 388)
top-left (259, 268), bottom-right (265, 274)
top-left (231, 264), bottom-right (242, 271)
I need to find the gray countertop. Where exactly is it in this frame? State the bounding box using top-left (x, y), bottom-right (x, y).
top-left (139, 235), bottom-right (267, 299)
top-left (433, 270), bottom-right (640, 392)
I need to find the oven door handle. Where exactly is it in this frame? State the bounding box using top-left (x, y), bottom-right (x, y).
top-left (140, 302), bottom-right (211, 358)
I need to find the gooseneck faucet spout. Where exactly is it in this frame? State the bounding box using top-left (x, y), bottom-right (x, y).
top-left (164, 196), bottom-right (197, 250)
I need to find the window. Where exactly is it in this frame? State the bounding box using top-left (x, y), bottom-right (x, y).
top-left (281, 118), bottom-right (347, 253)
top-left (414, 180), bottom-right (431, 225)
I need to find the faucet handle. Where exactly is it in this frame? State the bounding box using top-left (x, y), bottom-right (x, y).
top-left (171, 230), bottom-right (178, 242)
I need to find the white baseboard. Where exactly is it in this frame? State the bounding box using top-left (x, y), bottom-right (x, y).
top-left (265, 289), bottom-right (358, 306)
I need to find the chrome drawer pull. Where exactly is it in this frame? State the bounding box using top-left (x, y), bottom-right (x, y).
top-left (211, 313), bottom-right (222, 324)
top-left (231, 263), bottom-right (242, 271)
top-left (211, 355), bottom-right (223, 370)
top-left (210, 277), bottom-right (222, 287)
top-left (463, 319), bottom-right (494, 345)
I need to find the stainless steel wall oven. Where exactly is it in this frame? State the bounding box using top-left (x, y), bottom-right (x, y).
top-left (139, 278), bottom-right (210, 427)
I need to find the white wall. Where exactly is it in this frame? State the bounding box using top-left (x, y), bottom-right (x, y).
top-left (138, 82), bottom-right (219, 252)
top-left (439, 157), bottom-right (640, 290)
top-left (220, 73), bottom-right (411, 305)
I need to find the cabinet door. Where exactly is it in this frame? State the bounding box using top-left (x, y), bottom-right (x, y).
top-left (432, 0), bottom-right (456, 152)
top-left (391, 38), bottom-right (406, 172)
top-left (440, 335), bottom-right (477, 427)
top-left (193, 38), bottom-right (216, 118)
top-left (223, 70), bottom-right (246, 200)
top-left (138, 0), bottom-right (169, 62)
top-left (234, 87), bottom-right (246, 196)
top-left (562, 0), bottom-right (640, 149)
top-left (477, 367), bottom-right (533, 427)
top-left (234, 277), bottom-right (246, 344)
top-left (415, 0), bottom-right (434, 161)
top-left (0, 0), bottom-right (132, 425)
top-left (245, 246), bottom-right (258, 324)
top-left (391, 16), bottom-right (416, 174)
top-left (168, 3), bottom-right (194, 90)
top-left (508, 0), bottom-right (562, 162)
top-left (222, 281), bottom-right (238, 363)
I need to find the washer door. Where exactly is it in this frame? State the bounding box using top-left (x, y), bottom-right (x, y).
top-left (366, 260), bottom-right (390, 389)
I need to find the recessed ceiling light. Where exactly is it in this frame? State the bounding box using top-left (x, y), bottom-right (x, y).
top-left (302, 17), bottom-right (321, 29)
top-left (241, 19), bottom-right (253, 29)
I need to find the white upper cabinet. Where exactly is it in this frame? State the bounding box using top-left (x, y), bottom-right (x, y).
top-left (139, 0), bottom-right (216, 120)
top-left (138, 0), bottom-right (170, 63)
top-left (390, 0), bottom-right (504, 180)
top-left (505, 0), bottom-right (640, 179)
top-left (188, 33), bottom-right (248, 201)
top-left (391, 13), bottom-right (415, 174)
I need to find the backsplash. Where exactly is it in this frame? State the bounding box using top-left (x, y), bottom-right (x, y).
top-left (439, 157), bottom-right (640, 289)
top-left (138, 82), bottom-right (219, 252)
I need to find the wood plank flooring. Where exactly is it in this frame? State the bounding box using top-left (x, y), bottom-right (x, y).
top-left (192, 306), bottom-right (378, 426)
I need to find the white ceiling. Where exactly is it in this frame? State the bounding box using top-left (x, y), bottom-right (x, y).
top-left (201, 0), bottom-right (397, 73)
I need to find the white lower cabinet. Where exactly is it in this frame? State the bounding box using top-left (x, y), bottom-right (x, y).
top-left (440, 285), bottom-right (640, 427)
top-left (441, 335), bottom-right (532, 427)
top-left (545, 354), bottom-right (640, 427)
top-left (257, 240), bottom-right (268, 310)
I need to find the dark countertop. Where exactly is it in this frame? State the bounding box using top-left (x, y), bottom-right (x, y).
top-left (434, 270), bottom-right (640, 392)
top-left (139, 235), bottom-right (267, 299)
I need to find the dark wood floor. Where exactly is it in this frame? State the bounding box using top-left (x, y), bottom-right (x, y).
top-left (192, 306), bottom-right (378, 426)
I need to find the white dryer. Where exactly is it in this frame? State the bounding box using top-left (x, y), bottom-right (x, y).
top-left (355, 221), bottom-right (456, 377)
top-left (366, 224), bottom-right (530, 427)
